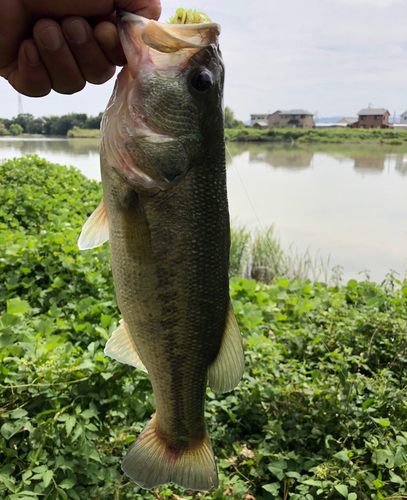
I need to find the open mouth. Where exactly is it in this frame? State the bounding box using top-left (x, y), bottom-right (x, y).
top-left (117, 11), bottom-right (221, 78)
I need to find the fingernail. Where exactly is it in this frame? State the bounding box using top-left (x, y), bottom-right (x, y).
top-left (64, 19), bottom-right (87, 44)
top-left (39, 26), bottom-right (62, 51)
top-left (25, 44), bottom-right (41, 66)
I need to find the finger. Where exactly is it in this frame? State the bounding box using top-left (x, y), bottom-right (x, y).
top-left (119, 0), bottom-right (162, 21)
top-left (7, 40), bottom-right (52, 97)
top-left (0, 0), bottom-right (32, 75)
top-left (23, 0), bottom-right (161, 21)
top-left (93, 21), bottom-right (126, 66)
top-left (33, 18), bottom-right (86, 94)
top-left (61, 17), bottom-right (116, 84)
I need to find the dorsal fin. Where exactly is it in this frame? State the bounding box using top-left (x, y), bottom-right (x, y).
top-left (104, 319), bottom-right (148, 373)
top-left (78, 199), bottom-right (109, 250)
top-left (208, 302), bottom-right (244, 394)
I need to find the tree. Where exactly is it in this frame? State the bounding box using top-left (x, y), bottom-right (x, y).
top-left (9, 123), bottom-right (24, 135)
top-left (13, 113), bottom-right (34, 133)
top-left (224, 106), bottom-right (244, 129)
top-left (26, 117), bottom-right (45, 135)
top-left (85, 112), bottom-right (103, 129)
top-left (0, 123), bottom-right (9, 136)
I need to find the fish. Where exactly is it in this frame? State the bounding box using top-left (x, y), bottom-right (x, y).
top-left (78, 11), bottom-right (244, 492)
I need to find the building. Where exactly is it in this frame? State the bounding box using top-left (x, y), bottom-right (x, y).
top-left (250, 114), bottom-right (269, 127)
top-left (251, 109), bottom-right (314, 129)
top-left (401, 111), bottom-right (407, 125)
top-left (267, 110), bottom-right (281, 128)
top-left (336, 117), bottom-right (358, 127)
top-left (252, 121), bottom-right (268, 130)
top-left (275, 110), bottom-right (314, 129)
top-left (355, 108), bottom-right (390, 129)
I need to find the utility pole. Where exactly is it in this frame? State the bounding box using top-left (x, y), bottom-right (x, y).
top-left (18, 94), bottom-right (23, 115)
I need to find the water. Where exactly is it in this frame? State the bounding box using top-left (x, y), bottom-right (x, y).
top-left (1, 137), bottom-right (407, 283)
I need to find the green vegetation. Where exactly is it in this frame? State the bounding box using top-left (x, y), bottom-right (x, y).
top-left (1, 156), bottom-right (407, 500)
top-left (225, 127), bottom-right (407, 144)
top-left (67, 127), bottom-right (101, 139)
top-left (225, 108), bottom-right (245, 130)
top-left (0, 113), bottom-right (103, 137)
top-left (167, 8), bottom-right (212, 23)
top-left (230, 226), bottom-right (329, 283)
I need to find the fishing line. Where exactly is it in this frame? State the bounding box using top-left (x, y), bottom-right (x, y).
top-left (225, 145), bottom-right (343, 366)
top-left (226, 143), bottom-right (390, 440)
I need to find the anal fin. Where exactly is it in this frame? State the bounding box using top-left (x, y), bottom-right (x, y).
top-left (78, 199), bottom-right (109, 250)
top-left (208, 301), bottom-right (244, 394)
top-left (104, 319), bottom-right (147, 373)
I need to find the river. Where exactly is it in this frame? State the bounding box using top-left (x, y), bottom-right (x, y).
top-left (1, 137), bottom-right (407, 283)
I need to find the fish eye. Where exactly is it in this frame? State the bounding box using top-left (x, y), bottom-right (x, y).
top-left (190, 69), bottom-right (213, 93)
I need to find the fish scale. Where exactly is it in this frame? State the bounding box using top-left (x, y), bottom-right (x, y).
top-left (78, 11), bottom-right (244, 491)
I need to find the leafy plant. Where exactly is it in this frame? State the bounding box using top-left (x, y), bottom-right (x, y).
top-left (1, 156), bottom-right (407, 500)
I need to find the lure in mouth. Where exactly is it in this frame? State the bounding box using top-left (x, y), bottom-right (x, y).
top-left (117, 10), bottom-right (220, 77)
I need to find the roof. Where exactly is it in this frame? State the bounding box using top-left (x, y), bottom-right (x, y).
top-left (337, 117), bottom-right (358, 124)
top-left (401, 110), bottom-right (407, 116)
top-left (279, 109), bottom-right (313, 116)
top-left (315, 123), bottom-right (348, 128)
top-left (357, 108), bottom-right (389, 116)
top-left (252, 121), bottom-right (268, 127)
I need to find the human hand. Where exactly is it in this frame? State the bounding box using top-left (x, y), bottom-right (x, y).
top-left (0, 0), bottom-right (161, 97)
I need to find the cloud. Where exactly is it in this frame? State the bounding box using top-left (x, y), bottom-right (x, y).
top-left (0, 0), bottom-right (406, 121)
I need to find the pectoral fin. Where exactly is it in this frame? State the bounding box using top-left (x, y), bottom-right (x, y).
top-left (208, 302), bottom-right (244, 394)
top-left (104, 319), bottom-right (148, 373)
top-left (78, 199), bottom-right (109, 250)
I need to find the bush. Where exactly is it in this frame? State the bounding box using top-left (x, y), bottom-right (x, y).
top-left (67, 127), bottom-right (101, 139)
top-left (224, 127), bottom-right (407, 144)
top-left (1, 156), bottom-right (407, 500)
top-left (8, 123), bottom-right (24, 136)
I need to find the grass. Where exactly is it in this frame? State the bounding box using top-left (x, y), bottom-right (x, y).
top-left (230, 225), bottom-right (330, 284)
top-left (225, 127), bottom-right (407, 144)
top-left (67, 127), bottom-right (101, 139)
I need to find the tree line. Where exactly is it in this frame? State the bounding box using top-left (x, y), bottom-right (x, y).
top-left (0, 112), bottom-right (103, 136)
top-left (0, 107), bottom-right (244, 137)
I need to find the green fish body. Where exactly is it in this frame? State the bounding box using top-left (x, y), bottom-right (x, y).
top-left (78, 12), bottom-right (244, 491)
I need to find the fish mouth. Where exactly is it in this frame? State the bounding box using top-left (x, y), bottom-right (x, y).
top-left (117, 11), bottom-right (220, 78)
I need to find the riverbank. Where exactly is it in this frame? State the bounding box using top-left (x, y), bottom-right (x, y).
top-left (67, 126), bottom-right (101, 138)
top-left (3, 127), bottom-right (407, 144)
top-left (225, 127), bottom-right (407, 144)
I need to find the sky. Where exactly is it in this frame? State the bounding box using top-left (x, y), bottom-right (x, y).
top-left (0, 0), bottom-right (406, 122)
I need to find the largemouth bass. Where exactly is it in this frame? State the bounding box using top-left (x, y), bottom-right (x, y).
top-left (78, 11), bottom-right (244, 491)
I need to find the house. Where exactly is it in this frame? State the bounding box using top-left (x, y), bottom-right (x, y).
top-left (355, 108), bottom-right (390, 129)
top-left (250, 109), bottom-right (314, 129)
top-left (315, 123), bottom-right (347, 129)
top-left (250, 114), bottom-right (269, 127)
top-left (314, 117), bottom-right (358, 129)
top-left (275, 110), bottom-right (314, 129)
top-left (336, 117), bottom-right (358, 127)
top-left (252, 121), bottom-right (268, 130)
top-left (267, 110), bottom-right (281, 128)
top-left (401, 111), bottom-right (407, 125)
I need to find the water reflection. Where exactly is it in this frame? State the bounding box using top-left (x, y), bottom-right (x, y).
top-left (354, 157), bottom-right (385, 173)
top-left (227, 142), bottom-right (407, 176)
top-left (395, 154), bottom-right (407, 176)
top-left (0, 137), bottom-right (100, 155)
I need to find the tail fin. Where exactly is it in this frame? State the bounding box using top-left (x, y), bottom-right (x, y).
top-left (121, 415), bottom-right (218, 491)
